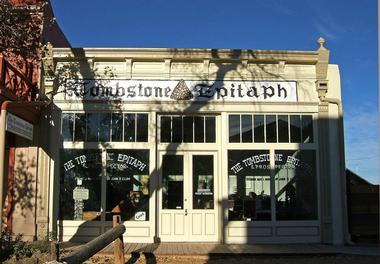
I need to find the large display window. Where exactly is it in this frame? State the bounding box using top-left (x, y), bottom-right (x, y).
top-left (60, 149), bottom-right (102, 221)
top-left (228, 149), bottom-right (318, 222)
top-left (59, 149), bottom-right (150, 222)
top-left (106, 150), bottom-right (150, 221)
top-left (228, 150), bottom-right (271, 221)
top-left (275, 150), bottom-right (317, 220)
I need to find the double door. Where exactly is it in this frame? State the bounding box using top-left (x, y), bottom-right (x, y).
top-left (158, 151), bottom-right (218, 242)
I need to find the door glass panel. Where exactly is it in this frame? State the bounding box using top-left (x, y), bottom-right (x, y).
top-left (193, 155), bottom-right (214, 209)
top-left (162, 155), bottom-right (184, 209)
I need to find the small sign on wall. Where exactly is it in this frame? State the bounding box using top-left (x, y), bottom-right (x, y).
top-left (73, 187), bottom-right (89, 200)
top-left (135, 211), bottom-right (146, 221)
top-left (6, 113), bottom-right (33, 140)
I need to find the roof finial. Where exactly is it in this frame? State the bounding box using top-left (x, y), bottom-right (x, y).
top-left (317, 37), bottom-right (326, 50)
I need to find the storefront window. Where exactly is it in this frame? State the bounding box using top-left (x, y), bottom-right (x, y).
top-left (290, 115), bottom-right (301, 143)
top-left (275, 150), bottom-right (317, 220)
top-left (302, 115), bottom-right (313, 143)
top-left (136, 114), bottom-right (148, 142)
top-left (229, 115), bottom-right (240, 142)
top-left (254, 115), bottom-right (265, 142)
top-left (183, 116), bottom-right (194, 142)
top-left (160, 115), bottom-right (216, 143)
top-left (266, 115), bottom-right (277, 143)
top-left (74, 114), bottom-right (86, 141)
top-left (241, 115), bottom-right (253, 142)
top-left (228, 150), bottom-right (271, 221)
top-left (172, 116), bottom-right (183, 143)
top-left (62, 113), bottom-right (74, 141)
top-left (61, 112), bottom-right (148, 142)
top-left (205, 117), bottom-right (216, 142)
top-left (278, 115), bottom-right (289, 143)
top-left (106, 150), bottom-right (150, 221)
top-left (194, 116), bottom-right (205, 142)
top-left (228, 114), bottom-right (314, 144)
top-left (87, 113), bottom-right (111, 142)
top-left (124, 113), bottom-right (136, 142)
top-left (60, 149), bottom-right (102, 221)
top-left (111, 113), bottom-right (123, 141)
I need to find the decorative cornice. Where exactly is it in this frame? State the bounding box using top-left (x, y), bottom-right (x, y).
top-left (52, 48), bottom-right (320, 64)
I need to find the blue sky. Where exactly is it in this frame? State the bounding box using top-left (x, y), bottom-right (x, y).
top-left (51, 0), bottom-right (378, 183)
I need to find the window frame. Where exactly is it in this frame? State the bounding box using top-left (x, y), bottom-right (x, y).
top-left (227, 113), bottom-right (315, 145)
top-left (158, 114), bottom-right (218, 144)
top-left (61, 111), bottom-right (150, 143)
top-left (226, 112), bottom-right (320, 226)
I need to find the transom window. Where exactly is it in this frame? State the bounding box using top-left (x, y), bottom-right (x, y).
top-left (228, 114), bottom-right (313, 143)
top-left (62, 112), bottom-right (148, 142)
top-left (160, 115), bottom-right (216, 143)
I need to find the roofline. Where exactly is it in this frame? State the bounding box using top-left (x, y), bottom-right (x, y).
top-left (52, 47), bottom-right (320, 64)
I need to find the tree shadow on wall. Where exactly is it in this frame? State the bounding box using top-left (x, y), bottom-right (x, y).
top-left (46, 46), bottom-right (325, 264)
top-left (3, 148), bottom-right (41, 241)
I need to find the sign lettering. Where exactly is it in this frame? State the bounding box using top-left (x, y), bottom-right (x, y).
top-left (6, 113), bottom-right (33, 140)
top-left (61, 79), bottom-right (297, 102)
top-left (230, 154), bottom-right (313, 174)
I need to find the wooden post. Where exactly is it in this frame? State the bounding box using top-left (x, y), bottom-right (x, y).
top-left (61, 224), bottom-right (126, 263)
top-left (50, 241), bottom-right (59, 261)
top-left (113, 215), bottom-right (125, 264)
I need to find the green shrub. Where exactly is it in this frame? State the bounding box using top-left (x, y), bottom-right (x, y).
top-left (0, 230), bottom-right (23, 261)
top-left (0, 230), bottom-right (51, 261)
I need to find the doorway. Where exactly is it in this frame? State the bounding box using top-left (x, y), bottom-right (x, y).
top-left (158, 151), bottom-right (218, 242)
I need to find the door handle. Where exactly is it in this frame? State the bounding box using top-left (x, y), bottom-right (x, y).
top-left (185, 209), bottom-right (188, 216)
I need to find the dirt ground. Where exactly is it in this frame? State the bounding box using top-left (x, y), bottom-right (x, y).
top-left (83, 254), bottom-right (380, 264)
top-left (3, 252), bottom-right (379, 263)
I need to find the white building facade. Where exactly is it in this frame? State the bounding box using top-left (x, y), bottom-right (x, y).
top-left (38, 39), bottom-right (348, 244)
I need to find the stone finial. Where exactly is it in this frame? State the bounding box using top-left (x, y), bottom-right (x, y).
top-left (317, 37), bottom-right (327, 50)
